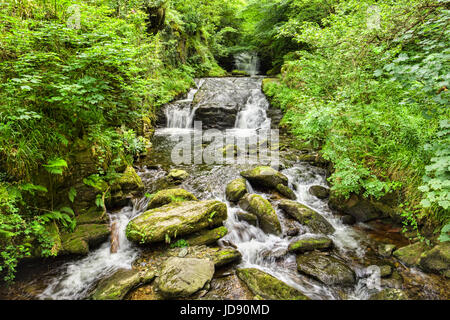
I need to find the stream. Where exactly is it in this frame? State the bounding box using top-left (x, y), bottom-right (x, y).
top-left (2, 74), bottom-right (448, 301)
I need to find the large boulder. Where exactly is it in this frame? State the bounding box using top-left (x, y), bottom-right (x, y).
top-left (288, 237), bottom-right (333, 253)
top-left (296, 252), bottom-right (356, 286)
top-left (61, 224), bottom-right (110, 255)
top-left (225, 178), bottom-right (248, 203)
top-left (309, 186), bottom-right (330, 199)
top-left (108, 166), bottom-right (144, 207)
top-left (236, 212), bottom-right (258, 226)
top-left (157, 257), bottom-right (215, 298)
top-left (419, 242), bottom-right (450, 276)
top-left (237, 268), bottom-right (310, 300)
top-left (126, 200), bottom-right (227, 244)
top-left (163, 245), bottom-right (241, 268)
top-left (393, 242), bottom-right (428, 267)
top-left (185, 226), bottom-right (228, 246)
top-left (238, 194), bottom-right (281, 235)
top-left (147, 188), bottom-right (197, 209)
top-left (328, 192), bottom-right (396, 222)
top-left (369, 288), bottom-right (409, 300)
top-left (275, 184), bottom-right (297, 200)
top-left (278, 200), bottom-right (335, 235)
top-left (76, 207), bottom-right (109, 225)
top-left (240, 166), bottom-right (288, 190)
top-left (167, 169), bottom-right (189, 183)
top-left (92, 268), bottom-right (155, 300)
top-left (192, 78), bottom-right (253, 130)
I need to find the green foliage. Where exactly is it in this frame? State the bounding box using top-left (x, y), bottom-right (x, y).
top-left (419, 120), bottom-right (450, 211)
top-left (438, 222), bottom-right (450, 243)
top-left (262, 0), bottom-right (449, 228)
top-left (170, 238), bottom-right (188, 248)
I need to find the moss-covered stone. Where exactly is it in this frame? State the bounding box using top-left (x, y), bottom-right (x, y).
top-left (379, 265), bottom-right (393, 278)
top-left (76, 207), bottom-right (109, 225)
top-left (240, 166), bottom-right (288, 189)
top-left (369, 288), bottom-right (409, 300)
top-left (157, 257), bottom-right (215, 298)
top-left (126, 200), bottom-right (227, 244)
top-left (61, 224), bottom-right (110, 255)
top-left (115, 166), bottom-right (144, 192)
top-left (237, 268), bottom-right (310, 300)
top-left (231, 70), bottom-right (250, 77)
top-left (393, 242), bottom-right (428, 267)
top-left (211, 248), bottom-right (242, 267)
top-left (275, 184), bottom-right (296, 200)
top-left (296, 252), bottom-right (356, 286)
top-left (236, 212), bottom-right (258, 226)
top-left (288, 237), bottom-right (333, 253)
top-left (238, 194), bottom-right (281, 235)
top-left (378, 243), bottom-right (397, 258)
top-left (92, 268), bottom-right (155, 300)
top-left (161, 245), bottom-right (241, 268)
top-left (328, 192), bottom-right (396, 222)
top-left (225, 178), bottom-right (248, 203)
top-left (185, 226), bottom-right (228, 246)
top-left (419, 242), bottom-right (450, 275)
top-left (309, 185), bottom-right (330, 199)
top-left (278, 200), bottom-right (335, 235)
top-left (167, 169), bottom-right (189, 182)
top-left (148, 188), bottom-right (197, 209)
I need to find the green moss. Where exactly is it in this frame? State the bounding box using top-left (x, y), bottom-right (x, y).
top-left (148, 188), bottom-right (197, 209)
top-left (237, 268), bottom-right (310, 300)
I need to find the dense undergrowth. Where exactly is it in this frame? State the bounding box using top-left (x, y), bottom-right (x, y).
top-left (0, 0), bottom-right (243, 282)
top-left (256, 0), bottom-right (449, 237)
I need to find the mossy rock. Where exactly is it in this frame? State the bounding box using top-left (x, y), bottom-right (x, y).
top-left (148, 188), bottom-right (197, 209)
top-left (231, 70), bottom-right (250, 77)
top-left (238, 194), bottom-right (281, 235)
top-left (393, 242), bottom-right (428, 267)
top-left (236, 212), bottom-right (258, 226)
top-left (61, 224), bottom-right (110, 255)
top-left (279, 200), bottom-right (335, 235)
top-left (126, 200), bottom-right (227, 244)
top-left (288, 237), bottom-right (333, 253)
top-left (275, 184), bottom-right (296, 200)
top-left (225, 178), bottom-right (248, 203)
top-left (237, 268), bottom-right (310, 300)
top-left (378, 243), bottom-right (397, 258)
top-left (185, 226), bottom-right (228, 246)
top-left (114, 166), bottom-right (144, 192)
top-left (167, 169), bottom-right (189, 182)
top-left (369, 288), bottom-right (409, 300)
top-left (328, 192), bottom-right (394, 222)
top-left (419, 242), bottom-right (450, 275)
top-left (92, 268), bottom-right (155, 300)
top-left (76, 207), bottom-right (109, 225)
top-left (309, 185), bottom-right (330, 199)
top-left (296, 252), bottom-right (356, 286)
top-left (157, 257), bottom-right (215, 298)
top-left (164, 245), bottom-right (241, 268)
top-left (240, 166), bottom-right (288, 190)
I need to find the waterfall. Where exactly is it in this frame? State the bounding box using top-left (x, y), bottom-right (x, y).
top-left (234, 52), bottom-right (260, 76)
top-left (234, 88), bottom-right (271, 130)
top-left (164, 79), bottom-right (204, 129)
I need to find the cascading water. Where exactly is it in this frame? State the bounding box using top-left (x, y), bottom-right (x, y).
top-left (234, 52), bottom-right (260, 76)
top-left (38, 187), bottom-right (149, 300)
top-left (164, 79), bottom-right (205, 129)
